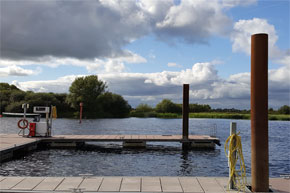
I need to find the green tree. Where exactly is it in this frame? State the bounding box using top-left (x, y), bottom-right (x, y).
top-left (0, 83), bottom-right (19, 91)
top-left (97, 92), bottom-right (131, 118)
top-left (189, 103), bottom-right (211, 112)
top-left (24, 92), bottom-right (59, 111)
top-left (155, 99), bottom-right (182, 113)
top-left (10, 91), bottom-right (26, 103)
top-left (135, 103), bottom-right (154, 113)
top-left (5, 101), bottom-right (25, 113)
top-left (278, 105), bottom-right (290, 114)
top-left (0, 83), bottom-right (21, 113)
top-left (66, 75), bottom-right (107, 118)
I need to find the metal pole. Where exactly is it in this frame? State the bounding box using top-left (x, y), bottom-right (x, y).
top-left (23, 103), bottom-right (27, 136)
top-left (46, 112), bottom-right (49, 136)
top-left (229, 122), bottom-right (237, 190)
top-left (251, 33), bottom-right (269, 192)
top-left (79, 102), bottom-right (83, 124)
top-left (49, 105), bottom-right (53, 137)
top-left (182, 84), bottom-right (189, 140)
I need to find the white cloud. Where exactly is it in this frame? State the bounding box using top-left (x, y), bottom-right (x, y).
top-left (0, 65), bottom-right (41, 77)
top-left (222, 0), bottom-right (257, 8)
top-left (155, 0), bottom-right (232, 43)
top-left (275, 52), bottom-right (290, 66)
top-left (167, 62), bottom-right (181, 67)
top-left (12, 75), bottom-right (82, 93)
top-left (1, 0), bottom-right (250, 60)
top-left (231, 18), bottom-right (281, 58)
top-left (11, 60), bottom-right (290, 108)
top-left (0, 51), bottom-right (147, 74)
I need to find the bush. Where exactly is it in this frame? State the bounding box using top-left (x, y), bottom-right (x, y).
top-left (156, 113), bottom-right (180, 118)
top-left (97, 92), bottom-right (131, 118)
top-left (155, 99), bottom-right (182, 113)
top-left (278, 105), bottom-right (290, 114)
top-left (5, 101), bottom-right (25, 113)
top-left (135, 104), bottom-right (154, 113)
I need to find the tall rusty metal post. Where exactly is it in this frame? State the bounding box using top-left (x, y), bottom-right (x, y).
top-left (251, 33), bottom-right (269, 192)
top-left (182, 84), bottom-right (190, 150)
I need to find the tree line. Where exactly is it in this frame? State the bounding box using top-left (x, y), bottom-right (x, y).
top-left (0, 75), bottom-right (131, 118)
top-left (1, 75), bottom-right (289, 119)
top-left (131, 99), bottom-right (290, 117)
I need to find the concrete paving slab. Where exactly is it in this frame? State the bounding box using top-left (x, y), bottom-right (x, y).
top-left (215, 177), bottom-right (239, 193)
top-left (99, 177), bottom-right (122, 192)
top-left (0, 176), bottom-right (6, 182)
top-left (179, 177), bottom-right (204, 193)
top-left (141, 177), bottom-right (162, 192)
top-left (120, 177), bottom-right (141, 192)
top-left (270, 178), bottom-right (290, 193)
top-left (160, 177), bottom-right (183, 192)
top-left (11, 177), bottom-right (45, 190)
top-left (33, 177), bottom-right (64, 191)
top-left (55, 177), bottom-right (83, 191)
top-left (197, 177), bottom-right (225, 193)
top-left (78, 177), bottom-right (103, 192)
top-left (0, 177), bottom-right (25, 190)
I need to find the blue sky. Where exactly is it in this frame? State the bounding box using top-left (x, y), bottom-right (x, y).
top-left (0, 0), bottom-right (289, 109)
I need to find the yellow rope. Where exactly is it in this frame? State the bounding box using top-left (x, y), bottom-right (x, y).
top-left (52, 106), bottom-right (57, 119)
top-left (224, 132), bottom-right (247, 192)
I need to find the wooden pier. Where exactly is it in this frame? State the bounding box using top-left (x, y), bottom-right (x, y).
top-left (0, 176), bottom-right (288, 192)
top-left (0, 134), bottom-right (220, 162)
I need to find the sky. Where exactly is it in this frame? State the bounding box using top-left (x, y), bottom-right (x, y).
top-left (0, 0), bottom-right (289, 109)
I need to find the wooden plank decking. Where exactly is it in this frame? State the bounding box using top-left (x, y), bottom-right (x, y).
top-left (0, 176), bottom-right (288, 192)
top-left (0, 134), bottom-right (40, 152)
top-left (0, 134), bottom-right (220, 153)
top-left (42, 134), bottom-right (220, 143)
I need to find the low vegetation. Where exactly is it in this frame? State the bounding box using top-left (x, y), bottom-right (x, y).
top-left (130, 99), bottom-right (290, 121)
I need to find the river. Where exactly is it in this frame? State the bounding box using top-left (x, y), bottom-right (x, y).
top-left (0, 117), bottom-right (289, 177)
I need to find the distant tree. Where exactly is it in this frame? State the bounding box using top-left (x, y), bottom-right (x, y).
top-left (10, 91), bottom-right (26, 103)
top-left (278, 105), bottom-right (290, 114)
top-left (66, 75), bottom-right (107, 117)
top-left (97, 92), bottom-right (131, 118)
top-left (189, 103), bottom-right (211, 112)
top-left (155, 99), bottom-right (182, 113)
top-left (5, 101), bottom-right (24, 113)
top-left (0, 83), bottom-right (21, 113)
top-left (0, 83), bottom-right (19, 91)
top-left (135, 104), bottom-right (154, 113)
top-left (24, 92), bottom-right (59, 110)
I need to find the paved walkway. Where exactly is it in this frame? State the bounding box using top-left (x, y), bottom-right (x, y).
top-left (0, 176), bottom-right (289, 193)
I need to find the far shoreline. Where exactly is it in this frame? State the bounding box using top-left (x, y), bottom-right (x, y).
top-left (1, 112), bottom-right (289, 121)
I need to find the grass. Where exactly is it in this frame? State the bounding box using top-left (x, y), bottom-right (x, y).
top-left (189, 112), bottom-right (250, 120)
top-left (130, 111), bottom-right (290, 121)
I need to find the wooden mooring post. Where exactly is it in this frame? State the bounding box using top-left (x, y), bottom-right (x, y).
top-left (229, 122), bottom-right (237, 190)
top-left (182, 84), bottom-right (190, 150)
top-left (251, 33), bottom-right (269, 192)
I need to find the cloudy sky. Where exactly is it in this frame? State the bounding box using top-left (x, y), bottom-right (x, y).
top-left (0, 0), bottom-right (289, 109)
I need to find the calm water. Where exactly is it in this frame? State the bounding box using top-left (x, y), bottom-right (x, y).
top-left (0, 117), bottom-right (289, 177)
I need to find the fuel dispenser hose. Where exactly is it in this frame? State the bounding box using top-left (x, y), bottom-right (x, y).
top-left (224, 132), bottom-right (247, 192)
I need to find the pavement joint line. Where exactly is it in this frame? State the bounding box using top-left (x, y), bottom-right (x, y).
top-left (53, 177), bottom-right (66, 191)
top-left (9, 177), bottom-right (26, 190)
top-left (177, 177), bottom-right (183, 193)
top-left (196, 177), bottom-right (205, 193)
